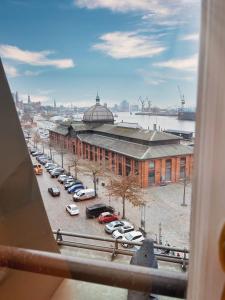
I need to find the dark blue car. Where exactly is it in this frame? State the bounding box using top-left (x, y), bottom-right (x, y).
top-left (67, 184), bottom-right (84, 194)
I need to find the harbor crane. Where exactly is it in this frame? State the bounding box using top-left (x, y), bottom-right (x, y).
top-left (138, 96), bottom-right (145, 112)
top-left (177, 85), bottom-right (185, 112)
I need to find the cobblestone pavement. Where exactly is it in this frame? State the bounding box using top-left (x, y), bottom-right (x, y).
top-left (42, 149), bottom-right (192, 249)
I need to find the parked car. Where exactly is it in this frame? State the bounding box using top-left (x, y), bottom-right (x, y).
top-left (58, 175), bottom-right (73, 183)
top-left (105, 220), bottom-right (132, 234)
top-left (36, 155), bottom-right (47, 161)
top-left (66, 204), bottom-right (79, 216)
top-left (112, 224), bottom-right (135, 239)
top-left (32, 151), bottom-right (43, 157)
top-left (98, 212), bottom-right (119, 224)
top-left (30, 148), bottom-right (37, 154)
top-left (64, 179), bottom-right (82, 189)
top-left (50, 167), bottom-right (64, 178)
top-left (40, 158), bottom-right (50, 165)
top-left (67, 183), bottom-right (84, 194)
top-left (46, 164), bottom-right (58, 172)
top-left (73, 189), bottom-right (95, 202)
top-left (45, 162), bottom-right (55, 168)
top-left (121, 231), bottom-right (145, 248)
top-left (86, 203), bottom-right (114, 218)
top-left (33, 164), bottom-right (43, 175)
top-left (64, 178), bottom-right (81, 185)
top-left (48, 187), bottom-right (60, 197)
top-left (64, 181), bottom-right (76, 190)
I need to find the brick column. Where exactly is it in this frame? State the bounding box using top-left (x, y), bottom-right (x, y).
top-left (141, 161), bottom-right (149, 188)
top-left (175, 157), bottom-right (180, 181)
top-left (155, 159), bottom-right (161, 185)
top-left (171, 157), bottom-right (176, 182)
top-left (161, 159), bottom-right (166, 181)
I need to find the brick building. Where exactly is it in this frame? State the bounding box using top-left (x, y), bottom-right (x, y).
top-left (49, 95), bottom-right (193, 188)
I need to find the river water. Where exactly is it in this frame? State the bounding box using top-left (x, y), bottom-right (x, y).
top-left (115, 112), bottom-right (196, 133)
top-left (36, 112), bottom-right (196, 134)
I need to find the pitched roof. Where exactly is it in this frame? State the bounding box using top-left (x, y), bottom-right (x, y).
top-left (78, 133), bottom-right (193, 160)
top-left (51, 125), bottom-right (68, 136)
top-left (91, 123), bottom-right (181, 142)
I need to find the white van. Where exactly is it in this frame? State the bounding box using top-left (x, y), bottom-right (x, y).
top-left (73, 189), bottom-right (95, 201)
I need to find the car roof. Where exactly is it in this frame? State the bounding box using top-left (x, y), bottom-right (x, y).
top-left (87, 203), bottom-right (106, 209)
top-left (67, 204), bottom-right (78, 209)
top-left (110, 220), bottom-right (122, 226)
top-left (100, 212), bottom-right (111, 216)
top-left (126, 231), bottom-right (142, 237)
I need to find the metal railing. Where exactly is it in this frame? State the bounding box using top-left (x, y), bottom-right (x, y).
top-left (0, 244), bottom-right (187, 298)
top-left (53, 229), bottom-right (189, 270)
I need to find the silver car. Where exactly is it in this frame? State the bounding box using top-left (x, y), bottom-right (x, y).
top-left (105, 220), bottom-right (132, 234)
top-left (112, 224), bottom-right (134, 239)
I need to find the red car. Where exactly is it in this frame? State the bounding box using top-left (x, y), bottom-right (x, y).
top-left (98, 212), bottom-right (119, 224)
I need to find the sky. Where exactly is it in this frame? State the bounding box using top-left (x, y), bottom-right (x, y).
top-left (0, 0), bottom-right (200, 108)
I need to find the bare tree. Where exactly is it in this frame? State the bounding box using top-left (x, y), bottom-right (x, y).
top-left (44, 139), bottom-right (55, 159)
top-left (32, 131), bottom-right (41, 148)
top-left (55, 139), bottom-right (67, 168)
top-left (67, 154), bottom-right (81, 179)
top-left (106, 174), bottom-right (144, 219)
top-left (83, 160), bottom-right (110, 197)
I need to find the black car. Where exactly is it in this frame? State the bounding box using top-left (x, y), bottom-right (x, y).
top-left (86, 203), bottom-right (114, 218)
top-left (50, 168), bottom-right (64, 178)
top-left (48, 187), bottom-right (60, 197)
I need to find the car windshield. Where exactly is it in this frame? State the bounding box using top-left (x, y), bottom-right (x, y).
top-left (52, 188), bottom-right (59, 192)
top-left (124, 233), bottom-right (134, 241)
top-left (71, 206), bottom-right (77, 211)
top-left (77, 190), bottom-right (84, 196)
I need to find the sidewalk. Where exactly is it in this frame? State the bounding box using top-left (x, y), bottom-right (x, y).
top-left (48, 149), bottom-right (191, 249)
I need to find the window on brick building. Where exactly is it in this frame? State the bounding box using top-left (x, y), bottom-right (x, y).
top-left (86, 145), bottom-right (89, 159)
top-left (134, 160), bottom-right (139, 175)
top-left (165, 159), bottom-right (172, 181)
top-left (125, 157), bottom-right (131, 176)
top-left (90, 146), bottom-right (93, 161)
top-left (180, 157), bottom-right (186, 179)
top-left (82, 143), bottom-right (86, 158)
top-left (72, 144), bottom-right (76, 154)
top-left (148, 160), bottom-right (155, 185)
top-left (105, 150), bottom-right (109, 160)
top-left (100, 148), bottom-right (103, 160)
top-left (95, 146), bottom-right (98, 161)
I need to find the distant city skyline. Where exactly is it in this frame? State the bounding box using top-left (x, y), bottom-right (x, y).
top-left (1, 0), bottom-right (200, 108)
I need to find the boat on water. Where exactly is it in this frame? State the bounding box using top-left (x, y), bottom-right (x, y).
top-left (178, 111), bottom-right (196, 121)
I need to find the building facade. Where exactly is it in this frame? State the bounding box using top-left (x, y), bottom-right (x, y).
top-left (49, 96), bottom-right (193, 188)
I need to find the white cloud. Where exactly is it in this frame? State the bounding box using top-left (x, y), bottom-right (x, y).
top-left (93, 31), bottom-right (166, 59)
top-left (137, 69), bottom-right (195, 85)
top-left (181, 33), bottom-right (199, 41)
top-left (75, 0), bottom-right (170, 16)
top-left (154, 54), bottom-right (198, 71)
top-left (0, 44), bottom-right (75, 69)
top-left (3, 63), bottom-right (20, 77)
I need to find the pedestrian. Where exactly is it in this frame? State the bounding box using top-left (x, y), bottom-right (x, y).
top-left (96, 177), bottom-right (99, 185)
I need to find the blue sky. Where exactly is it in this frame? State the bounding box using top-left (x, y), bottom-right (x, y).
top-left (0, 0), bottom-right (200, 108)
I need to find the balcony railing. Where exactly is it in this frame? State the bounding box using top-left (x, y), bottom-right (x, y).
top-left (0, 244), bottom-right (187, 298)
